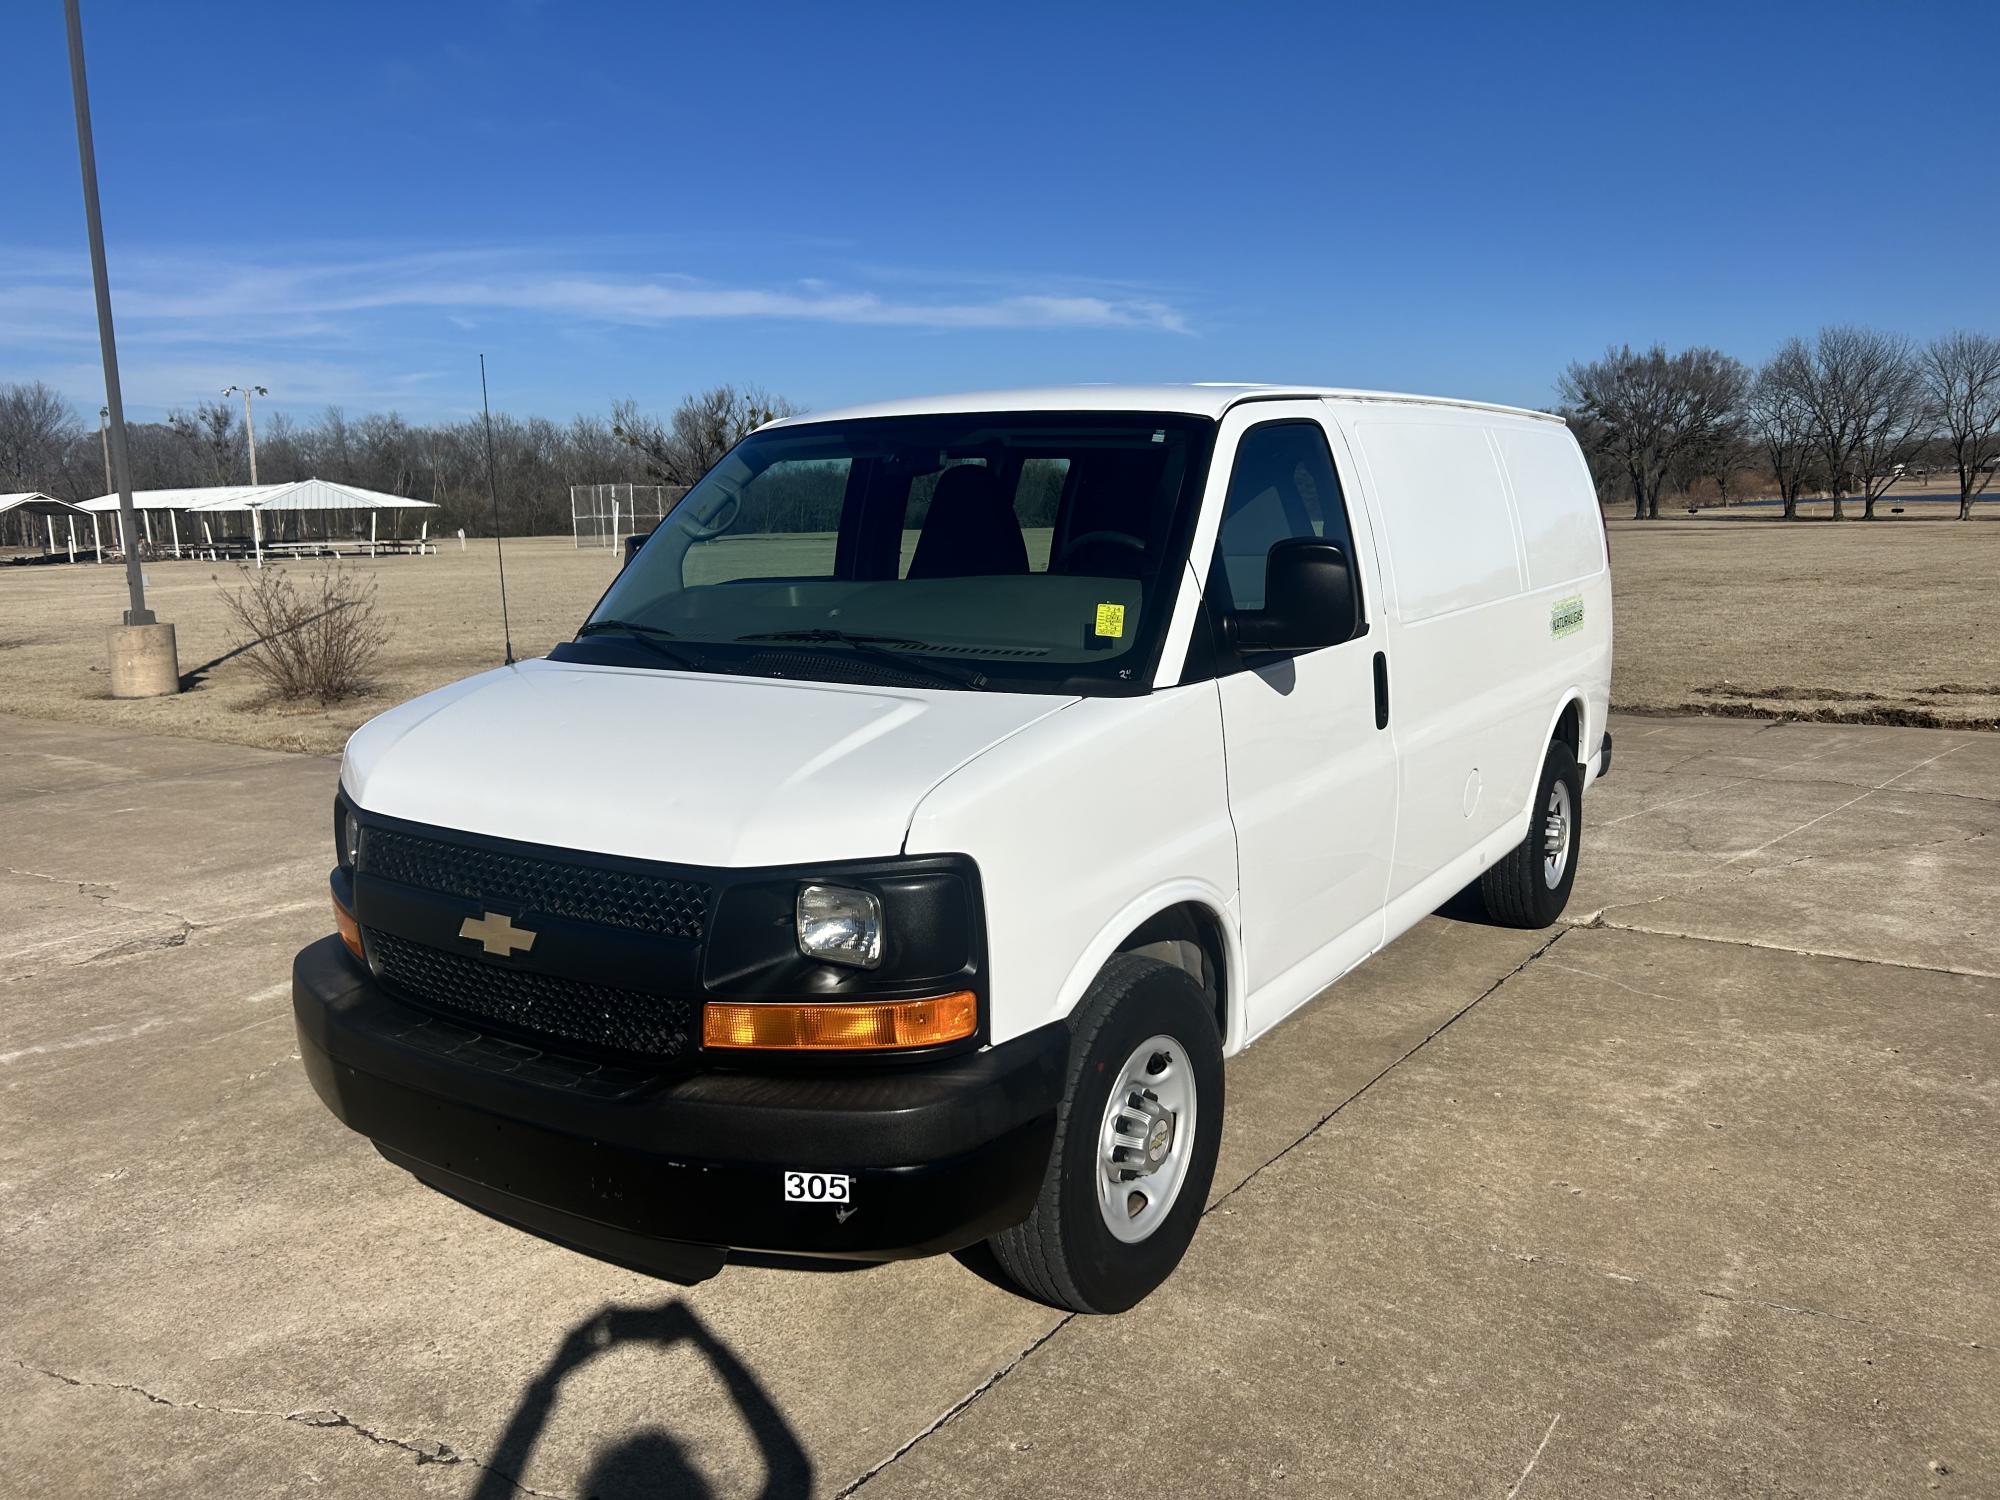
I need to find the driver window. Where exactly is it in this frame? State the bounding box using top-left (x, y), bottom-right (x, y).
top-left (1214, 421), bottom-right (1356, 610)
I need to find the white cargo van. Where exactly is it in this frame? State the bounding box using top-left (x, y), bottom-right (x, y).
top-left (295, 385), bottom-right (1612, 1312)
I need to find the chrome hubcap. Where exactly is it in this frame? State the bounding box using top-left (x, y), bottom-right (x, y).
top-left (1097, 1035), bottom-right (1196, 1243)
top-left (1542, 779), bottom-right (1573, 889)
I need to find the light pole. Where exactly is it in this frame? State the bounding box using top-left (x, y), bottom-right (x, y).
top-left (98, 405), bottom-right (111, 494)
top-left (223, 383), bottom-right (267, 484)
top-left (65, 0), bottom-right (178, 695)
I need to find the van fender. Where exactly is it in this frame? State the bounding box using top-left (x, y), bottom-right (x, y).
top-left (1044, 879), bottom-right (1246, 1053)
top-left (1511, 687), bottom-right (1592, 836)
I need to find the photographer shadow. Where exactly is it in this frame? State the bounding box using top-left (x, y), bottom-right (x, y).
top-left (469, 1299), bottom-right (812, 1500)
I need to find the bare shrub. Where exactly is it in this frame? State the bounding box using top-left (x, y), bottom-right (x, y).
top-left (218, 563), bottom-right (388, 704)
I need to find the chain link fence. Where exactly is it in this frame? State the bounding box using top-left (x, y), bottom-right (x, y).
top-left (570, 483), bottom-right (686, 549)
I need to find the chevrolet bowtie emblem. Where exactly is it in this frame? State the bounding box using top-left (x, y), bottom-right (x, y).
top-left (459, 910), bottom-right (537, 958)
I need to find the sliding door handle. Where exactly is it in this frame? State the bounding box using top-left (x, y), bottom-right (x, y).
top-left (1372, 651), bottom-right (1389, 730)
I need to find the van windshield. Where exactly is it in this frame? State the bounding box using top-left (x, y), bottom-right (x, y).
top-left (561, 412), bottom-right (1216, 695)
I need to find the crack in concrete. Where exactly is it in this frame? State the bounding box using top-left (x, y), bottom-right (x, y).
top-left (76, 919), bottom-right (199, 965)
top-left (12, 1358), bottom-right (565, 1497)
top-left (834, 1319), bottom-right (1073, 1498)
top-left (1579, 743), bottom-right (1991, 960)
top-left (1581, 918), bottom-right (2000, 980)
top-left (841, 926), bottom-right (1578, 1494)
top-left (3, 865), bottom-right (118, 895)
top-left (1696, 775), bottom-right (2000, 808)
top-left (1208, 926), bottom-right (1575, 1217)
top-left (1622, 717), bottom-right (1847, 780)
top-left (1694, 742), bottom-right (1973, 877)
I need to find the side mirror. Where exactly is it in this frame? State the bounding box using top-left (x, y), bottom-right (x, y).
top-left (1227, 538), bottom-right (1360, 653)
top-left (622, 533), bottom-right (647, 569)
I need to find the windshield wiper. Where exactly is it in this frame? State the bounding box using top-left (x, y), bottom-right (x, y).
top-left (735, 628), bottom-right (988, 691)
top-left (575, 619), bottom-right (702, 671)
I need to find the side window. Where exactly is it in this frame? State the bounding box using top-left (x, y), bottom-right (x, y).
top-left (1213, 421), bottom-right (1359, 611)
top-left (680, 458), bottom-right (851, 586)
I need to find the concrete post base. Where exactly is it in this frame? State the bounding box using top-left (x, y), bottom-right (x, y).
top-left (108, 622), bottom-right (181, 698)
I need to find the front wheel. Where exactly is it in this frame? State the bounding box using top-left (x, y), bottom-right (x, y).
top-left (1477, 739), bottom-right (1583, 927)
top-left (988, 954), bottom-right (1223, 1313)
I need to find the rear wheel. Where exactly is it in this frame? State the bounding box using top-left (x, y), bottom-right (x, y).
top-left (1478, 739), bottom-right (1583, 927)
top-left (988, 954), bottom-right (1223, 1313)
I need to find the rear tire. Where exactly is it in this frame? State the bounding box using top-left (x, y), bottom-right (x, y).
top-left (988, 954), bottom-right (1223, 1314)
top-left (1478, 740), bottom-right (1582, 928)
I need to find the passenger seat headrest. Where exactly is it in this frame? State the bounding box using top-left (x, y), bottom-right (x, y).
top-left (908, 464), bottom-right (1029, 578)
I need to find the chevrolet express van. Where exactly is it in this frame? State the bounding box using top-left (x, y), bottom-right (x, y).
top-left (295, 385), bottom-right (1612, 1313)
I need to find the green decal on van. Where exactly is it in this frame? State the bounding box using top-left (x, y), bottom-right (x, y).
top-left (1550, 595), bottom-right (1585, 639)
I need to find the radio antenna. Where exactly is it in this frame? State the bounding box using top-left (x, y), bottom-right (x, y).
top-left (478, 353), bottom-right (515, 665)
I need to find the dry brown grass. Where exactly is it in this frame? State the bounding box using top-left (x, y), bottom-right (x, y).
top-left (1605, 512), bottom-right (2000, 729)
top-left (1, 516), bottom-right (1996, 755)
top-left (0, 538), bottom-right (616, 753)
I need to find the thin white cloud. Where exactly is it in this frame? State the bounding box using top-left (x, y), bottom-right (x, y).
top-left (2, 245), bottom-right (1189, 338)
top-left (36, 355), bottom-right (442, 412)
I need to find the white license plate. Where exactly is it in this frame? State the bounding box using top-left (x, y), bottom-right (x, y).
top-left (782, 1171), bottom-right (851, 1204)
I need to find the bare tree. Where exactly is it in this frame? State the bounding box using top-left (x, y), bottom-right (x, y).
top-left (1918, 331), bottom-right (2000, 519)
top-left (1764, 327), bottom-right (1927, 520)
top-left (1747, 363), bottom-right (1821, 519)
top-left (167, 399), bottom-right (243, 486)
top-left (0, 381), bottom-right (80, 490)
top-left (1559, 345), bottom-right (1749, 518)
top-left (613, 384), bottom-right (802, 486)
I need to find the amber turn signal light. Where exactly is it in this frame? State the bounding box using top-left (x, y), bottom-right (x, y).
top-left (333, 893), bottom-right (365, 962)
top-left (703, 992), bottom-right (977, 1052)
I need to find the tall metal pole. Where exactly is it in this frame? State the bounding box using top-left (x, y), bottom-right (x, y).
top-left (64, 0), bottom-right (150, 625)
top-left (479, 355), bottom-right (516, 665)
top-left (225, 384), bottom-right (266, 484)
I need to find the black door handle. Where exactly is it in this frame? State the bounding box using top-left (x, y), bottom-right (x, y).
top-left (1372, 651), bottom-right (1389, 729)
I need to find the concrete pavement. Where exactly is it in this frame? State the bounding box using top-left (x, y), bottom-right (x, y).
top-left (2, 712), bottom-right (1993, 1497)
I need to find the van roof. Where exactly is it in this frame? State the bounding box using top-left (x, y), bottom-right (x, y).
top-left (762, 383), bottom-right (1563, 429)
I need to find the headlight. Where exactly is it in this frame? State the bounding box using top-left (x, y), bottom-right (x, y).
top-left (796, 883), bottom-right (882, 969)
top-left (337, 804), bottom-right (361, 871)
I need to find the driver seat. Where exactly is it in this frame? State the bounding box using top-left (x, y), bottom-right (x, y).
top-left (908, 465), bottom-right (1028, 578)
top-left (1051, 448), bottom-right (1165, 577)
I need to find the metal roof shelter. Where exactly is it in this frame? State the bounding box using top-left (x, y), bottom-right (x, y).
top-left (78, 478), bottom-right (439, 514)
top-left (76, 478), bottom-right (440, 564)
top-left (1, 491), bottom-right (87, 515)
top-left (1, 492), bottom-right (93, 561)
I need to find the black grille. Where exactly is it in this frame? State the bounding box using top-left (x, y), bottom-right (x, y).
top-left (371, 930), bottom-right (698, 1064)
top-left (361, 827), bottom-right (711, 941)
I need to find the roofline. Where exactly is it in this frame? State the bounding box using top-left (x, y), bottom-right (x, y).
top-left (759, 384), bottom-right (1562, 430)
top-left (1260, 387), bottom-right (1562, 423)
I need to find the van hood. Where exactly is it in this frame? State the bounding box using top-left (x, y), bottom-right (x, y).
top-left (340, 658), bottom-right (1074, 868)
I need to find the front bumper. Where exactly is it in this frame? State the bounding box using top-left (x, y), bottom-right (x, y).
top-left (292, 936), bottom-right (1064, 1278)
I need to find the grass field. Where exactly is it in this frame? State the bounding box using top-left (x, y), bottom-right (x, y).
top-left (1, 512), bottom-right (1995, 754)
top-left (1602, 512), bottom-right (2000, 729)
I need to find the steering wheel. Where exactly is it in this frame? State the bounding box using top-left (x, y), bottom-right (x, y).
top-left (676, 492), bottom-right (741, 540)
top-left (1057, 530), bottom-right (1146, 569)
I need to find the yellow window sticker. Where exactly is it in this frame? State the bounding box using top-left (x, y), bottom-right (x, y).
top-left (1094, 602), bottom-right (1127, 639)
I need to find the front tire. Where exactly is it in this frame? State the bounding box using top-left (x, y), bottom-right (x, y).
top-left (1478, 739), bottom-right (1583, 927)
top-left (988, 954), bottom-right (1223, 1313)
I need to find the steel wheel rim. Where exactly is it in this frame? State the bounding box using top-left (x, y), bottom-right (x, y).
top-left (1095, 1034), bottom-right (1197, 1243)
top-left (1542, 778), bottom-right (1574, 888)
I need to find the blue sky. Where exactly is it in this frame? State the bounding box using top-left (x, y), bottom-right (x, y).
top-left (5, 0), bottom-right (1994, 424)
